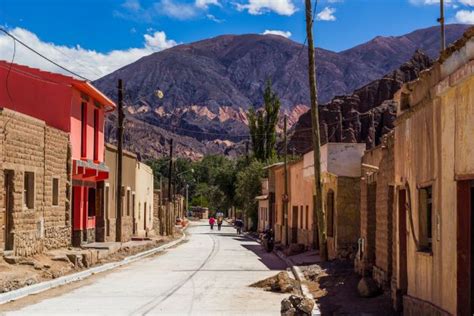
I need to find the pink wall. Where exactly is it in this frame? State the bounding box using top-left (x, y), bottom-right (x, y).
top-left (0, 62), bottom-right (72, 131)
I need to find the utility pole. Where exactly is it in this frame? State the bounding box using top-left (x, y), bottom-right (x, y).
top-left (438, 0), bottom-right (446, 53)
top-left (116, 79), bottom-right (124, 242)
top-left (305, 0), bottom-right (327, 261)
top-left (438, 0), bottom-right (446, 52)
top-left (185, 184), bottom-right (189, 218)
top-left (167, 139), bottom-right (174, 236)
top-left (283, 115), bottom-right (289, 246)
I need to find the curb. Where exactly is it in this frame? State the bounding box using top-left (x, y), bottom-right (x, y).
top-left (275, 250), bottom-right (321, 316)
top-left (0, 232), bottom-right (187, 305)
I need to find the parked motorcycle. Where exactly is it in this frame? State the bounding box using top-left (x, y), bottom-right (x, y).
top-left (262, 229), bottom-right (274, 252)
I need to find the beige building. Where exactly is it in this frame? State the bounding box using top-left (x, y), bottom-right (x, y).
top-left (392, 29), bottom-right (474, 315)
top-left (134, 161), bottom-right (154, 238)
top-left (303, 143), bottom-right (365, 259)
top-left (0, 108), bottom-right (70, 256)
top-left (102, 144), bottom-right (136, 242)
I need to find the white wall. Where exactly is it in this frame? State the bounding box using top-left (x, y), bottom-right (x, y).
top-left (303, 143), bottom-right (366, 178)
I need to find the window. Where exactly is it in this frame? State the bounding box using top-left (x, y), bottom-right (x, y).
top-left (93, 109), bottom-right (99, 161)
top-left (52, 178), bottom-right (59, 206)
top-left (419, 186), bottom-right (433, 252)
top-left (24, 172), bottom-right (35, 209)
top-left (81, 102), bottom-right (87, 158)
top-left (327, 190), bottom-right (335, 237)
top-left (88, 188), bottom-right (96, 217)
top-left (132, 193), bottom-right (135, 217)
top-left (138, 203), bottom-right (141, 219)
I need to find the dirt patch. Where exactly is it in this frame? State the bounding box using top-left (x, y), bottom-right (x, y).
top-left (251, 271), bottom-right (300, 294)
top-left (301, 260), bottom-right (396, 315)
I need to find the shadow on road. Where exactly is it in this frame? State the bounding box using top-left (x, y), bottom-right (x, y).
top-left (240, 244), bottom-right (287, 271)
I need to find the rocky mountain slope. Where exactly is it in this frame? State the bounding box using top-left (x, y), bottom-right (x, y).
top-left (95, 24), bottom-right (469, 159)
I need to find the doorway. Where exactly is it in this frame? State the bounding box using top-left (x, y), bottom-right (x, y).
top-left (292, 206), bottom-right (298, 243)
top-left (457, 180), bottom-right (474, 316)
top-left (2, 171), bottom-right (14, 251)
top-left (397, 188), bottom-right (408, 311)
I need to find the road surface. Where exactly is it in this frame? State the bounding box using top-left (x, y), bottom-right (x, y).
top-left (2, 221), bottom-right (288, 315)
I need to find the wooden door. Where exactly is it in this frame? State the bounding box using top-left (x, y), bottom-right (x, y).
top-left (292, 206), bottom-right (298, 243)
top-left (457, 180), bottom-right (472, 316)
top-left (398, 189), bottom-right (408, 297)
top-left (3, 171), bottom-right (13, 251)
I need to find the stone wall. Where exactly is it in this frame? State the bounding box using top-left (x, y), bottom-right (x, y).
top-left (0, 109), bottom-right (70, 255)
top-left (153, 190), bottom-right (161, 235)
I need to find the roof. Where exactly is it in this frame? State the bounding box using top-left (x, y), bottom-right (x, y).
top-left (0, 61), bottom-right (115, 110)
top-left (263, 162), bottom-right (284, 170)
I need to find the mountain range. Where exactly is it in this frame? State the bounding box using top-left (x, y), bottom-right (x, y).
top-left (94, 24), bottom-right (469, 160)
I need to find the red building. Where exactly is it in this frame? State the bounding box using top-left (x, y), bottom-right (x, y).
top-left (0, 61), bottom-right (115, 246)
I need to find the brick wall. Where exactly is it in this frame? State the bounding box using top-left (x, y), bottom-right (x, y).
top-left (0, 109), bottom-right (70, 255)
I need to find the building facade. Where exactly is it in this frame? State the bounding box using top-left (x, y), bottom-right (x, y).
top-left (102, 144), bottom-right (136, 242)
top-left (0, 108), bottom-right (70, 256)
top-left (256, 178), bottom-right (269, 233)
top-left (303, 143), bottom-right (365, 259)
top-left (134, 161), bottom-right (154, 238)
top-left (392, 30), bottom-right (474, 315)
top-left (0, 62), bottom-right (114, 251)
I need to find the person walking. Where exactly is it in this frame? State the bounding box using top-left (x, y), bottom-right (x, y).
top-left (217, 216), bottom-right (223, 231)
top-left (235, 218), bottom-right (243, 235)
top-left (209, 217), bottom-right (215, 230)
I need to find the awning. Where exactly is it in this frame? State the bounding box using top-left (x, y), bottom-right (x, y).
top-left (73, 159), bottom-right (109, 181)
top-left (255, 195), bottom-right (269, 201)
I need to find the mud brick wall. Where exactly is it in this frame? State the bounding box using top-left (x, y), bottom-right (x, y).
top-left (374, 136), bottom-right (394, 287)
top-left (335, 176), bottom-right (360, 259)
top-left (43, 126), bottom-right (71, 249)
top-left (0, 109), bottom-right (70, 255)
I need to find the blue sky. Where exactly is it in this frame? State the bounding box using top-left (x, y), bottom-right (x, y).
top-left (0, 0), bottom-right (473, 79)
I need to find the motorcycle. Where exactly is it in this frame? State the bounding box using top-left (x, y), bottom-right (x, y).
top-left (262, 229), bottom-right (274, 252)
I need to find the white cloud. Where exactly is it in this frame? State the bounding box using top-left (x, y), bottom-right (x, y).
top-left (459, 0), bottom-right (474, 6)
top-left (157, 0), bottom-right (200, 20)
top-left (117, 0), bottom-right (220, 21)
top-left (236, 0), bottom-right (297, 16)
top-left (316, 7), bottom-right (336, 21)
top-left (262, 29), bottom-right (292, 38)
top-left (195, 0), bottom-right (221, 9)
top-left (0, 27), bottom-right (177, 80)
top-left (409, 0), bottom-right (452, 5)
top-left (206, 14), bottom-right (225, 23)
top-left (455, 9), bottom-right (474, 23)
top-left (122, 0), bottom-right (142, 11)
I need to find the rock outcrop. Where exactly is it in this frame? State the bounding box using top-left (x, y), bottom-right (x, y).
top-left (288, 50), bottom-right (433, 153)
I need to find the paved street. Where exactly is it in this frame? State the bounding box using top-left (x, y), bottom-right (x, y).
top-left (2, 221), bottom-right (288, 315)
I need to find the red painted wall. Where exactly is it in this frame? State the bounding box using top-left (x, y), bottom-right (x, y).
top-left (0, 62), bottom-right (72, 131)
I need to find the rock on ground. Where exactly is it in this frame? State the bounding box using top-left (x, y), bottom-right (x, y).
top-left (281, 295), bottom-right (314, 316)
top-left (357, 277), bottom-right (381, 298)
top-left (251, 271), bottom-right (298, 294)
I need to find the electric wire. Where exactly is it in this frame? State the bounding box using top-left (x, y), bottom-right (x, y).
top-left (0, 28), bottom-right (90, 81)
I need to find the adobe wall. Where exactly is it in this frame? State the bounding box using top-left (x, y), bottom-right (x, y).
top-left (0, 109), bottom-right (70, 256)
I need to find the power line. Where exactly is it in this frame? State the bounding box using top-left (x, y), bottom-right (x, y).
top-left (0, 28), bottom-right (90, 81)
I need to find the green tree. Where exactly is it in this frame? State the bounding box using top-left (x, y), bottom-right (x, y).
top-left (248, 81), bottom-right (281, 162)
top-left (235, 160), bottom-right (266, 231)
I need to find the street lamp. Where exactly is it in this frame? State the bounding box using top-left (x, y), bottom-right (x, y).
top-left (174, 168), bottom-right (194, 218)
